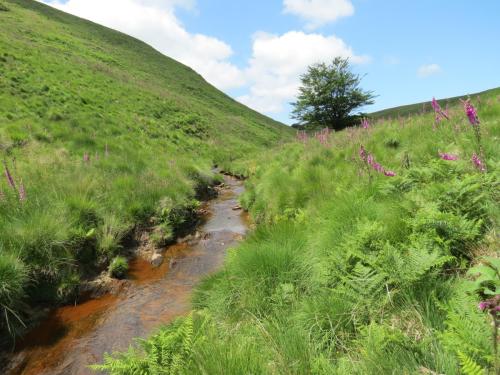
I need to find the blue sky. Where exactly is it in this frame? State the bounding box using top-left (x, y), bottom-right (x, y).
top-left (42, 0), bottom-right (500, 124)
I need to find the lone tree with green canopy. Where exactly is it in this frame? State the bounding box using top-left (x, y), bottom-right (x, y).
top-left (292, 57), bottom-right (375, 131)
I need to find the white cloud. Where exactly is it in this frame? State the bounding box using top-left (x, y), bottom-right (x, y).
top-left (417, 63), bottom-right (442, 78)
top-left (283, 0), bottom-right (354, 29)
top-left (39, 0), bottom-right (367, 121)
top-left (40, 0), bottom-right (246, 89)
top-left (238, 31), bottom-right (368, 114)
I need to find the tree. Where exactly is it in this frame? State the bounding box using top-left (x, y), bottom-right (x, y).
top-left (292, 57), bottom-right (375, 131)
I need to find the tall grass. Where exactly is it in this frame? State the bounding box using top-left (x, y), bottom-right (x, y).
top-left (97, 91), bottom-right (499, 373)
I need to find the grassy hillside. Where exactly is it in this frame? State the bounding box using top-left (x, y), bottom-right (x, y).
top-left (370, 87), bottom-right (500, 119)
top-left (0, 0), bottom-right (291, 340)
top-left (97, 92), bottom-right (499, 373)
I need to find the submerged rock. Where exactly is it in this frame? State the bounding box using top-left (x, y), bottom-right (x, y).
top-left (150, 253), bottom-right (164, 267)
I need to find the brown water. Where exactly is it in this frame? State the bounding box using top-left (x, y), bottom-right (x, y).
top-left (4, 176), bottom-right (247, 375)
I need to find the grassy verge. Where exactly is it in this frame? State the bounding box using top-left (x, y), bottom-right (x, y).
top-left (96, 92), bottom-right (499, 373)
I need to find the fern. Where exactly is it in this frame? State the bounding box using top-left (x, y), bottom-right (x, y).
top-left (457, 351), bottom-right (485, 375)
top-left (91, 313), bottom-right (197, 375)
top-left (377, 239), bottom-right (453, 288)
top-left (440, 283), bottom-right (493, 371)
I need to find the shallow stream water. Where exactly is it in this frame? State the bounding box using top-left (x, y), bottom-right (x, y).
top-left (5, 176), bottom-right (247, 375)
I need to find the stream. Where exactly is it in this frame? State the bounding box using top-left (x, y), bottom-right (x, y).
top-left (4, 176), bottom-right (248, 375)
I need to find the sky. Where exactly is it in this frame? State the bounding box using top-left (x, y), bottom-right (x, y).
top-left (40, 0), bottom-right (500, 124)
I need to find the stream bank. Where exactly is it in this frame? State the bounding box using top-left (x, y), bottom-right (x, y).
top-left (4, 175), bottom-right (248, 375)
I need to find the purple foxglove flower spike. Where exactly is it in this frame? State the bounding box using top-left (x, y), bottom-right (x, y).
top-left (359, 145), bottom-right (367, 162)
top-left (431, 97), bottom-right (449, 121)
top-left (431, 97), bottom-right (440, 112)
top-left (360, 146), bottom-right (396, 177)
top-left (461, 99), bottom-right (480, 126)
top-left (478, 301), bottom-right (488, 311)
top-left (471, 153), bottom-right (486, 172)
top-left (439, 152), bottom-right (458, 161)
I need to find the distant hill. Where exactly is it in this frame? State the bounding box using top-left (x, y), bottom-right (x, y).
top-left (370, 87), bottom-right (500, 119)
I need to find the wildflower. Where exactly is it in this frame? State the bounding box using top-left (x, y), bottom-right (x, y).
top-left (471, 153), bottom-right (486, 172)
top-left (478, 301), bottom-right (488, 311)
top-left (371, 161), bottom-right (384, 173)
top-left (296, 131), bottom-right (308, 143)
top-left (315, 128), bottom-right (330, 146)
top-left (18, 180), bottom-right (26, 202)
top-left (359, 146), bottom-right (395, 177)
top-left (431, 97), bottom-right (449, 122)
top-left (431, 97), bottom-right (440, 113)
top-left (461, 99), bottom-right (480, 126)
top-left (359, 145), bottom-right (367, 162)
top-left (361, 118), bottom-right (370, 129)
top-left (3, 161), bottom-right (16, 189)
top-left (439, 152), bottom-right (458, 161)
top-left (83, 152), bottom-right (90, 163)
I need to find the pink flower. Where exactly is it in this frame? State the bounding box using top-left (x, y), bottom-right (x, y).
top-left (431, 97), bottom-right (440, 113)
top-left (372, 162), bottom-right (384, 173)
top-left (359, 146), bottom-right (396, 177)
top-left (471, 153), bottom-right (486, 172)
top-left (461, 99), bottom-right (480, 126)
top-left (296, 131), bottom-right (308, 143)
top-left (83, 153), bottom-right (90, 163)
top-left (361, 118), bottom-right (370, 129)
top-left (478, 301), bottom-right (488, 311)
top-left (439, 152), bottom-right (458, 161)
top-left (431, 97), bottom-right (449, 122)
top-left (359, 145), bottom-right (368, 162)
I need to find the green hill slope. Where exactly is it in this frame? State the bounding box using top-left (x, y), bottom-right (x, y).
top-left (0, 0), bottom-right (291, 340)
top-left (370, 87), bottom-right (500, 119)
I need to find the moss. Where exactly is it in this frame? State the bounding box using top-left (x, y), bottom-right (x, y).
top-left (108, 256), bottom-right (128, 279)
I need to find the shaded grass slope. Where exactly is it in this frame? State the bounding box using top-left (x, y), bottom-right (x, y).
top-left (0, 0), bottom-right (291, 341)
